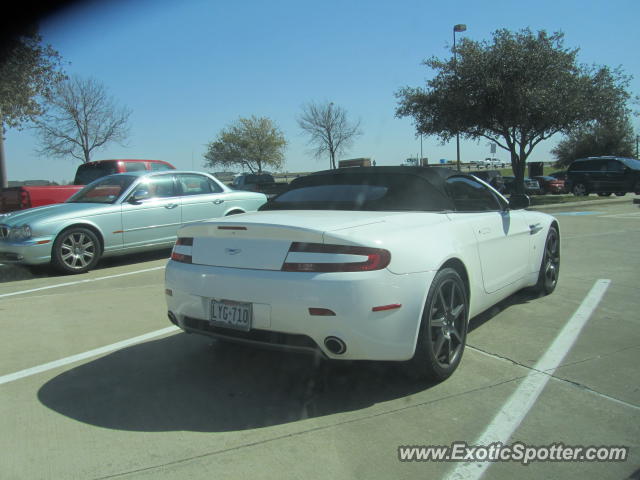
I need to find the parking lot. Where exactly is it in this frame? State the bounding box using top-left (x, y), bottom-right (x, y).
top-left (0, 200), bottom-right (638, 479)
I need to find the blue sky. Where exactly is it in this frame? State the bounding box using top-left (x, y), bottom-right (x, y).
top-left (5, 0), bottom-right (640, 182)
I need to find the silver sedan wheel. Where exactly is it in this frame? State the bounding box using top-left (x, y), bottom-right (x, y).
top-left (60, 231), bottom-right (96, 270)
top-left (52, 228), bottom-right (101, 274)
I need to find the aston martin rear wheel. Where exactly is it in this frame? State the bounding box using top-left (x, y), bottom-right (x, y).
top-left (409, 267), bottom-right (468, 382)
top-left (533, 226), bottom-right (560, 295)
top-left (52, 227), bottom-right (101, 274)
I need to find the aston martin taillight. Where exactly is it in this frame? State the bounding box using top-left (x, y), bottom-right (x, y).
top-left (281, 242), bottom-right (391, 272)
top-left (171, 237), bottom-right (193, 263)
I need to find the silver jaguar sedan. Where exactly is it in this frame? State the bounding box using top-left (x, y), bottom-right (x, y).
top-left (0, 171), bottom-right (267, 274)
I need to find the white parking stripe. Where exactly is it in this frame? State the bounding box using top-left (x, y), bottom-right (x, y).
top-left (0, 266), bottom-right (165, 299)
top-left (0, 326), bottom-right (180, 386)
top-left (445, 279), bottom-right (611, 480)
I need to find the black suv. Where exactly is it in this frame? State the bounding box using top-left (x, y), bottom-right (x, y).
top-left (566, 156), bottom-right (640, 196)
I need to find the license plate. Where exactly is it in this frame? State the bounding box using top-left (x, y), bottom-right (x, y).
top-left (210, 299), bottom-right (252, 331)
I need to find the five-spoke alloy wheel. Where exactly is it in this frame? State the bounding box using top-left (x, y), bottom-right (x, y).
top-left (409, 267), bottom-right (468, 382)
top-left (52, 227), bottom-right (101, 274)
top-left (534, 226), bottom-right (560, 295)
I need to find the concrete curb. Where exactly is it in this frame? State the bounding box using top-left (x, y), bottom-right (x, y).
top-left (530, 195), bottom-right (639, 211)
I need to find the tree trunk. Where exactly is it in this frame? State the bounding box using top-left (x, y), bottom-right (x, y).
top-left (0, 114), bottom-right (7, 189)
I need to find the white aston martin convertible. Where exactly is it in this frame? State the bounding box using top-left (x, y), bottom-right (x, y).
top-left (164, 167), bottom-right (559, 381)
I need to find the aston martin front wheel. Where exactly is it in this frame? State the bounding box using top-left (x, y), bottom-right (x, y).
top-left (52, 227), bottom-right (101, 274)
top-left (408, 267), bottom-right (468, 382)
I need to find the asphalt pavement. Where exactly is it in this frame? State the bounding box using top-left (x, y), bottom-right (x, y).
top-left (0, 200), bottom-right (638, 479)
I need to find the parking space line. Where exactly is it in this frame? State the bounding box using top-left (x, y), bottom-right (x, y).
top-left (445, 279), bottom-right (611, 480)
top-left (0, 266), bottom-right (165, 299)
top-left (0, 326), bottom-right (180, 386)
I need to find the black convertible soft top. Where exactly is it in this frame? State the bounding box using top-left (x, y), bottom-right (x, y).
top-left (262, 166), bottom-right (460, 212)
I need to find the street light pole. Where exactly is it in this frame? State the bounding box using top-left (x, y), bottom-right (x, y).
top-left (453, 24), bottom-right (467, 171)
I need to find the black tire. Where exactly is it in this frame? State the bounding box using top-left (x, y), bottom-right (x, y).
top-left (634, 181), bottom-right (640, 195)
top-left (51, 227), bottom-right (101, 274)
top-left (572, 183), bottom-right (588, 196)
top-left (597, 192), bottom-right (612, 197)
top-left (614, 192), bottom-right (625, 197)
top-left (408, 268), bottom-right (468, 382)
top-left (533, 226), bottom-right (560, 295)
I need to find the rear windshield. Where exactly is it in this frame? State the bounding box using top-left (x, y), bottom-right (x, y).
top-left (260, 173), bottom-right (451, 211)
top-left (74, 162), bottom-right (119, 185)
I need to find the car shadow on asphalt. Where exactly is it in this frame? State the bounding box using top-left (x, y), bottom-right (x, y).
top-left (467, 288), bottom-right (540, 333)
top-left (0, 248), bottom-right (171, 284)
top-left (37, 333), bottom-right (433, 433)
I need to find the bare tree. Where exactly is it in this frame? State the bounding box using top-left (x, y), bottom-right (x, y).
top-left (298, 101), bottom-right (362, 169)
top-left (35, 76), bottom-right (131, 163)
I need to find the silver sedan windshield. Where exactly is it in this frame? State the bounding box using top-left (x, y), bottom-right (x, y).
top-left (67, 175), bottom-right (137, 204)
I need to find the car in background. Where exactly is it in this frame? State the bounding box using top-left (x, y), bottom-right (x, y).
top-left (0, 159), bottom-right (176, 213)
top-left (532, 175), bottom-right (566, 194)
top-left (470, 170), bottom-right (505, 193)
top-left (549, 170), bottom-right (567, 181)
top-left (502, 176), bottom-right (543, 195)
top-left (165, 167), bottom-right (559, 382)
top-left (0, 171), bottom-right (266, 274)
top-left (565, 156), bottom-right (640, 196)
top-left (230, 173), bottom-right (290, 198)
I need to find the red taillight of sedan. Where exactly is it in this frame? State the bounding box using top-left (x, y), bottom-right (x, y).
top-left (282, 242), bottom-right (391, 272)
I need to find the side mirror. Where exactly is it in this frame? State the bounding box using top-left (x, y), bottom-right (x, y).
top-left (508, 194), bottom-right (530, 210)
top-left (128, 188), bottom-right (150, 204)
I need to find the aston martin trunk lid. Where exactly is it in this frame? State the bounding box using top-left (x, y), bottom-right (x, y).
top-left (179, 210), bottom-right (400, 270)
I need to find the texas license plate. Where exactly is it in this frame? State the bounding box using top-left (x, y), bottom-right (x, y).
top-left (210, 299), bottom-right (252, 331)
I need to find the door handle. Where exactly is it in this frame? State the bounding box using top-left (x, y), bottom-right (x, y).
top-left (164, 203), bottom-right (178, 209)
top-left (478, 227), bottom-right (491, 235)
top-left (213, 199), bottom-right (224, 205)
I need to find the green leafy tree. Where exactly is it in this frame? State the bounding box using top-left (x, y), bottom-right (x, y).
top-left (0, 27), bottom-right (65, 187)
top-left (35, 76), bottom-right (132, 163)
top-left (396, 28), bottom-right (632, 194)
top-left (298, 101), bottom-right (362, 169)
top-left (204, 116), bottom-right (287, 173)
top-left (552, 116), bottom-right (636, 166)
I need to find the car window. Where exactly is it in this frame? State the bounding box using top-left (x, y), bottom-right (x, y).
top-left (621, 158), bottom-right (640, 170)
top-left (73, 161), bottom-right (119, 185)
top-left (149, 162), bottom-right (173, 171)
top-left (607, 160), bottom-right (624, 173)
top-left (68, 175), bottom-right (137, 203)
top-left (135, 175), bottom-right (177, 198)
top-left (124, 161), bottom-right (147, 172)
top-left (446, 176), bottom-right (502, 212)
top-left (177, 174), bottom-right (223, 195)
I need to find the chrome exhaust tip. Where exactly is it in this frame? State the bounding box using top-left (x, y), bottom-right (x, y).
top-left (324, 336), bottom-right (347, 355)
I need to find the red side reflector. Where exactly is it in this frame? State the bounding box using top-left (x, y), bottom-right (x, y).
top-left (372, 304), bottom-right (402, 312)
top-left (308, 308), bottom-right (336, 316)
top-left (218, 226), bottom-right (247, 231)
